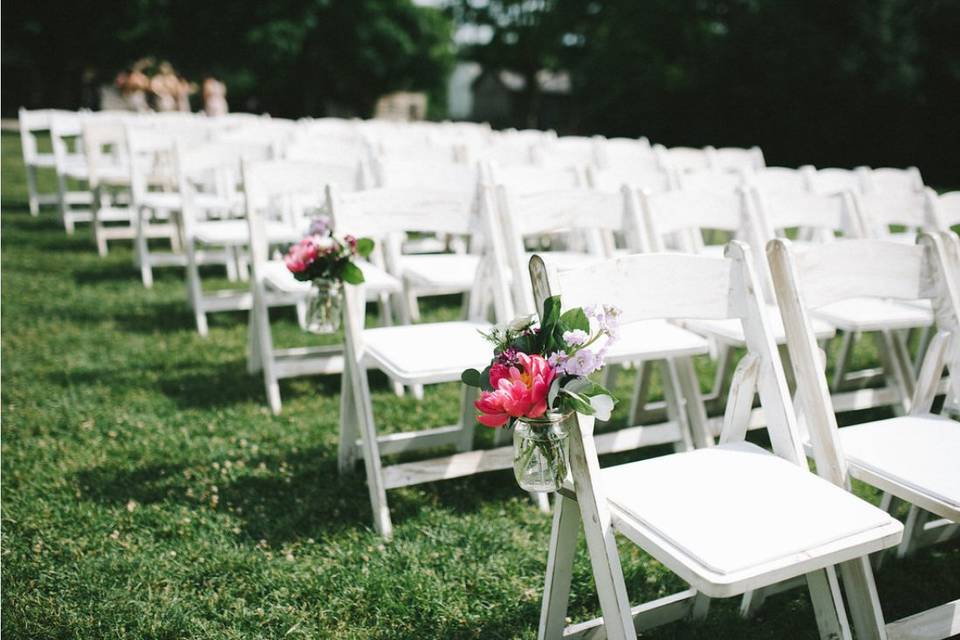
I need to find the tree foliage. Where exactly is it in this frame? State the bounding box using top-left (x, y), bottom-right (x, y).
top-left (452, 0), bottom-right (960, 184)
top-left (2, 0), bottom-right (455, 118)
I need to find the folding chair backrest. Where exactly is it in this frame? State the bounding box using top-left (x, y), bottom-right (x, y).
top-left (49, 113), bottom-right (84, 161)
top-left (745, 167), bottom-right (812, 194)
top-left (485, 162), bottom-right (584, 194)
top-left (537, 136), bottom-right (600, 167)
top-left (750, 189), bottom-right (860, 239)
top-left (531, 244), bottom-right (805, 462)
top-left (638, 188), bottom-right (748, 252)
top-left (713, 146), bottom-right (765, 172)
top-left (82, 120), bottom-right (128, 188)
top-left (493, 187), bottom-right (631, 315)
top-left (283, 133), bottom-right (373, 166)
top-left (853, 189), bottom-right (933, 237)
top-left (374, 158), bottom-right (478, 195)
top-left (930, 191), bottom-right (960, 230)
top-left (677, 169), bottom-right (744, 193)
top-left (657, 145), bottom-right (713, 172)
top-left (586, 166), bottom-right (672, 193)
top-left (18, 108), bottom-right (58, 163)
top-left (327, 184), bottom-right (476, 240)
top-left (864, 167), bottom-right (924, 194)
top-left (807, 167), bottom-right (865, 195)
top-left (768, 234), bottom-right (960, 485)
top-left (597, 137), bottom-right (656, 170)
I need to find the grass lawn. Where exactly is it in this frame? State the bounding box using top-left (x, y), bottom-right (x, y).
top-left (2, 129), bottom-right (958, 639)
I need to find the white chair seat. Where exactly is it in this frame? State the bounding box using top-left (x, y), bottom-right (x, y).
top-left (602, 441), bottom-right (902, 595)
top-left (603, 320), bottom-right (710, 363)
top-left (400, 253), bottom-right (481, 292)
top-left (362, 321), bottom-right (492, 385)
top-left (96, 206), bottom-right (135, 222)
top-left (813, 297), bottom-right (933, 332)
top-left (141, 191), bottom-right (234, 213)
top-left (685, 305), bottom-right (836, 346)
top-left (838, 414), bottom-right (960, 521)
top-left (261, 260), bottom-right (402, 297)
top-left (192, 219), bottom-right (297, 246)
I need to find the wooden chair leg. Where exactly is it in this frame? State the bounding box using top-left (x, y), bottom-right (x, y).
top-left (246, 309), bottom-right (262, 374)
top-left (456, 385), bottom-right (479, 453)
top-left (185, 244), bottom-right (208, 337)
top-left (676, 356), bottom-right (712, 448)
top-left (251, 290), bottom-right (281, 414)
top-left (538, 494), bottom-right (581, 640)
top-left (338, 360), bottom-right (360, 474)
top-left (628, 361), bottom-right (652, 426)
top-left (661, 359), bottom-right (695, 452)
top-left (875, 330), bottom-right (912, 414)
top-left (832, 331), bottom-right (855, 392)
top-left (806, 568), bottom-right (853, 640)
top-left (135, 209), bottom-right (154, 288)
top-left (26, 165), bottom-right (40, 217)
top-left (838, 558), bottom-right (887, 640)
top-left (349, 356), bottom-right (393, 539)
top-left (897, 505), bottom-right (930, 559)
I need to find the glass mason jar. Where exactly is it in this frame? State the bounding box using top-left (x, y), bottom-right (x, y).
top-left (305, 278), bottom-right (343, 334)
top-left (513, 412), bottom-right (572, 493)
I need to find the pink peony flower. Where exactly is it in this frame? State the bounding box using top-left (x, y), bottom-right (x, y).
top-left (284, 238), bottom-right (318, 273)
top-left (475, 353), bottom-right (555, 427)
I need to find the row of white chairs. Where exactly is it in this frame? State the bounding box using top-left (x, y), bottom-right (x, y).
top-left (16, 109), bottom-right (959, 638)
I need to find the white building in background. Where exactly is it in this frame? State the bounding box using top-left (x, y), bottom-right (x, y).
top-left (447, 62), bottom-right (482, 120)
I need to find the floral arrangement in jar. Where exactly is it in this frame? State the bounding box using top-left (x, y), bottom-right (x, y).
top-left (284, 217), bottom-right (374, 334)
top-left (461, 297), bottom-right (620, 491)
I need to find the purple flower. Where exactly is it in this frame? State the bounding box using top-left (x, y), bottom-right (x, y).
top-left (559, 348), bottom-right (603, 377)
top-left (547, 351), bottom-right (568, 369)
top-left (308, 216), bottom-right (332, 237)
top-left (562, 329), bottom-right (589, 347)
top-left (587, 304), bottom-right (622, 342)
top-left (497, 347), bottom-right (521, 368)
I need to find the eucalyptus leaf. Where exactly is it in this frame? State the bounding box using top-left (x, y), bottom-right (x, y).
top-left (461, 368), bottom-right (482, 387)
top-left (341, 261), bottom-right (365, 284)
top-left (355, 237), bottom-right (375, 257)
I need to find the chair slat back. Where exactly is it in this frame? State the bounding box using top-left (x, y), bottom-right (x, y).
top-left (854, 190), bottom-right (931, 233)
top-left (657, 145), bottom-right (712, 172)
top-left (714, 146), bottom-right (765, 172)
top-left (866, 167), bottom-right (924, 194)
top-left (328, 186), bottom-right (476, 238)
top-left (677, 169), bottom-right (744, 193)
top-left (532, 242), bottom-right (807, 463)
top-left (639, 189), bottom-right (745, 241)
top-left (745, 167), bottom-right (811, 194)
top-left (931, 191), bottom-right (960, 229)
top-left (750, 189), bottom-right (857, 237)
top-left (808, 167), bottom-right (865, 195)
top-left (598, 137), bottom-right (656, 170)
top-left (485, 162), bottom-right (583, 193)
top-left (779, 239), bottom-right (932, 309)
top-left (586, 166), bottom-right (671, 193)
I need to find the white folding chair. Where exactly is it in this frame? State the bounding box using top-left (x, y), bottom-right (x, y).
top-left (637, 187), bottom-right (835, 431)
top-left (82, 119), bottom-right (137, 256)
top-left (18, 108), bottom-right (65, 216)
top-left (533, 247), bottom-right (902, 640)
top-left (371, 159), bottom-right (483, 323)
top-left (335, 184), bottom-right (514, 538)
top-left (176, 140), bottom-right (287, 335)
top-left (862, 167), bottom-right (925, 195)
top-left (49, 112), bottom-right (94, 233)
top-left (242, 160), bottom-right (398, 413)
top-left (495, 186), bottom-right (712, 452)
top-left (750, 186), bottom-right (932, 414)
top-left (770, 234), bottom-right (960, 640)
top-left (656, 145), bottom-right (713, 173)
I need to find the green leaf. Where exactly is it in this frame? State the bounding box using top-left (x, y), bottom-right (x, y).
top-left (559, 308), bottom-right (589, 333)
top-left (355, 237), bottom-right (375, 257)
top-left (341, 261), bottom-right (365, 285)
top-left (541, 295), bottom-right (561, 332)
top-left (461, 368), bottom-right (482, 387)
top-left (558, 388), bottom-right (595, 415)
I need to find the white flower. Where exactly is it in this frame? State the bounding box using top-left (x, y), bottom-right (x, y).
top-left (507, 314), bottom-right (536, 332)
top-left (589, 394), bottom-right (615, 421)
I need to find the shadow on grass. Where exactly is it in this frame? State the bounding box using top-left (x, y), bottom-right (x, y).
top-left (73, 443), bottom-right (530, 544)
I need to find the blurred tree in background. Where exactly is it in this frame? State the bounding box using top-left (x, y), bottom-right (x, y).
top-left (453, 0), bottom-right (959, 184)
top-left (3, 0), bottom-right (958, 182)
top-left (2, 0), bottom-right (454, 118)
